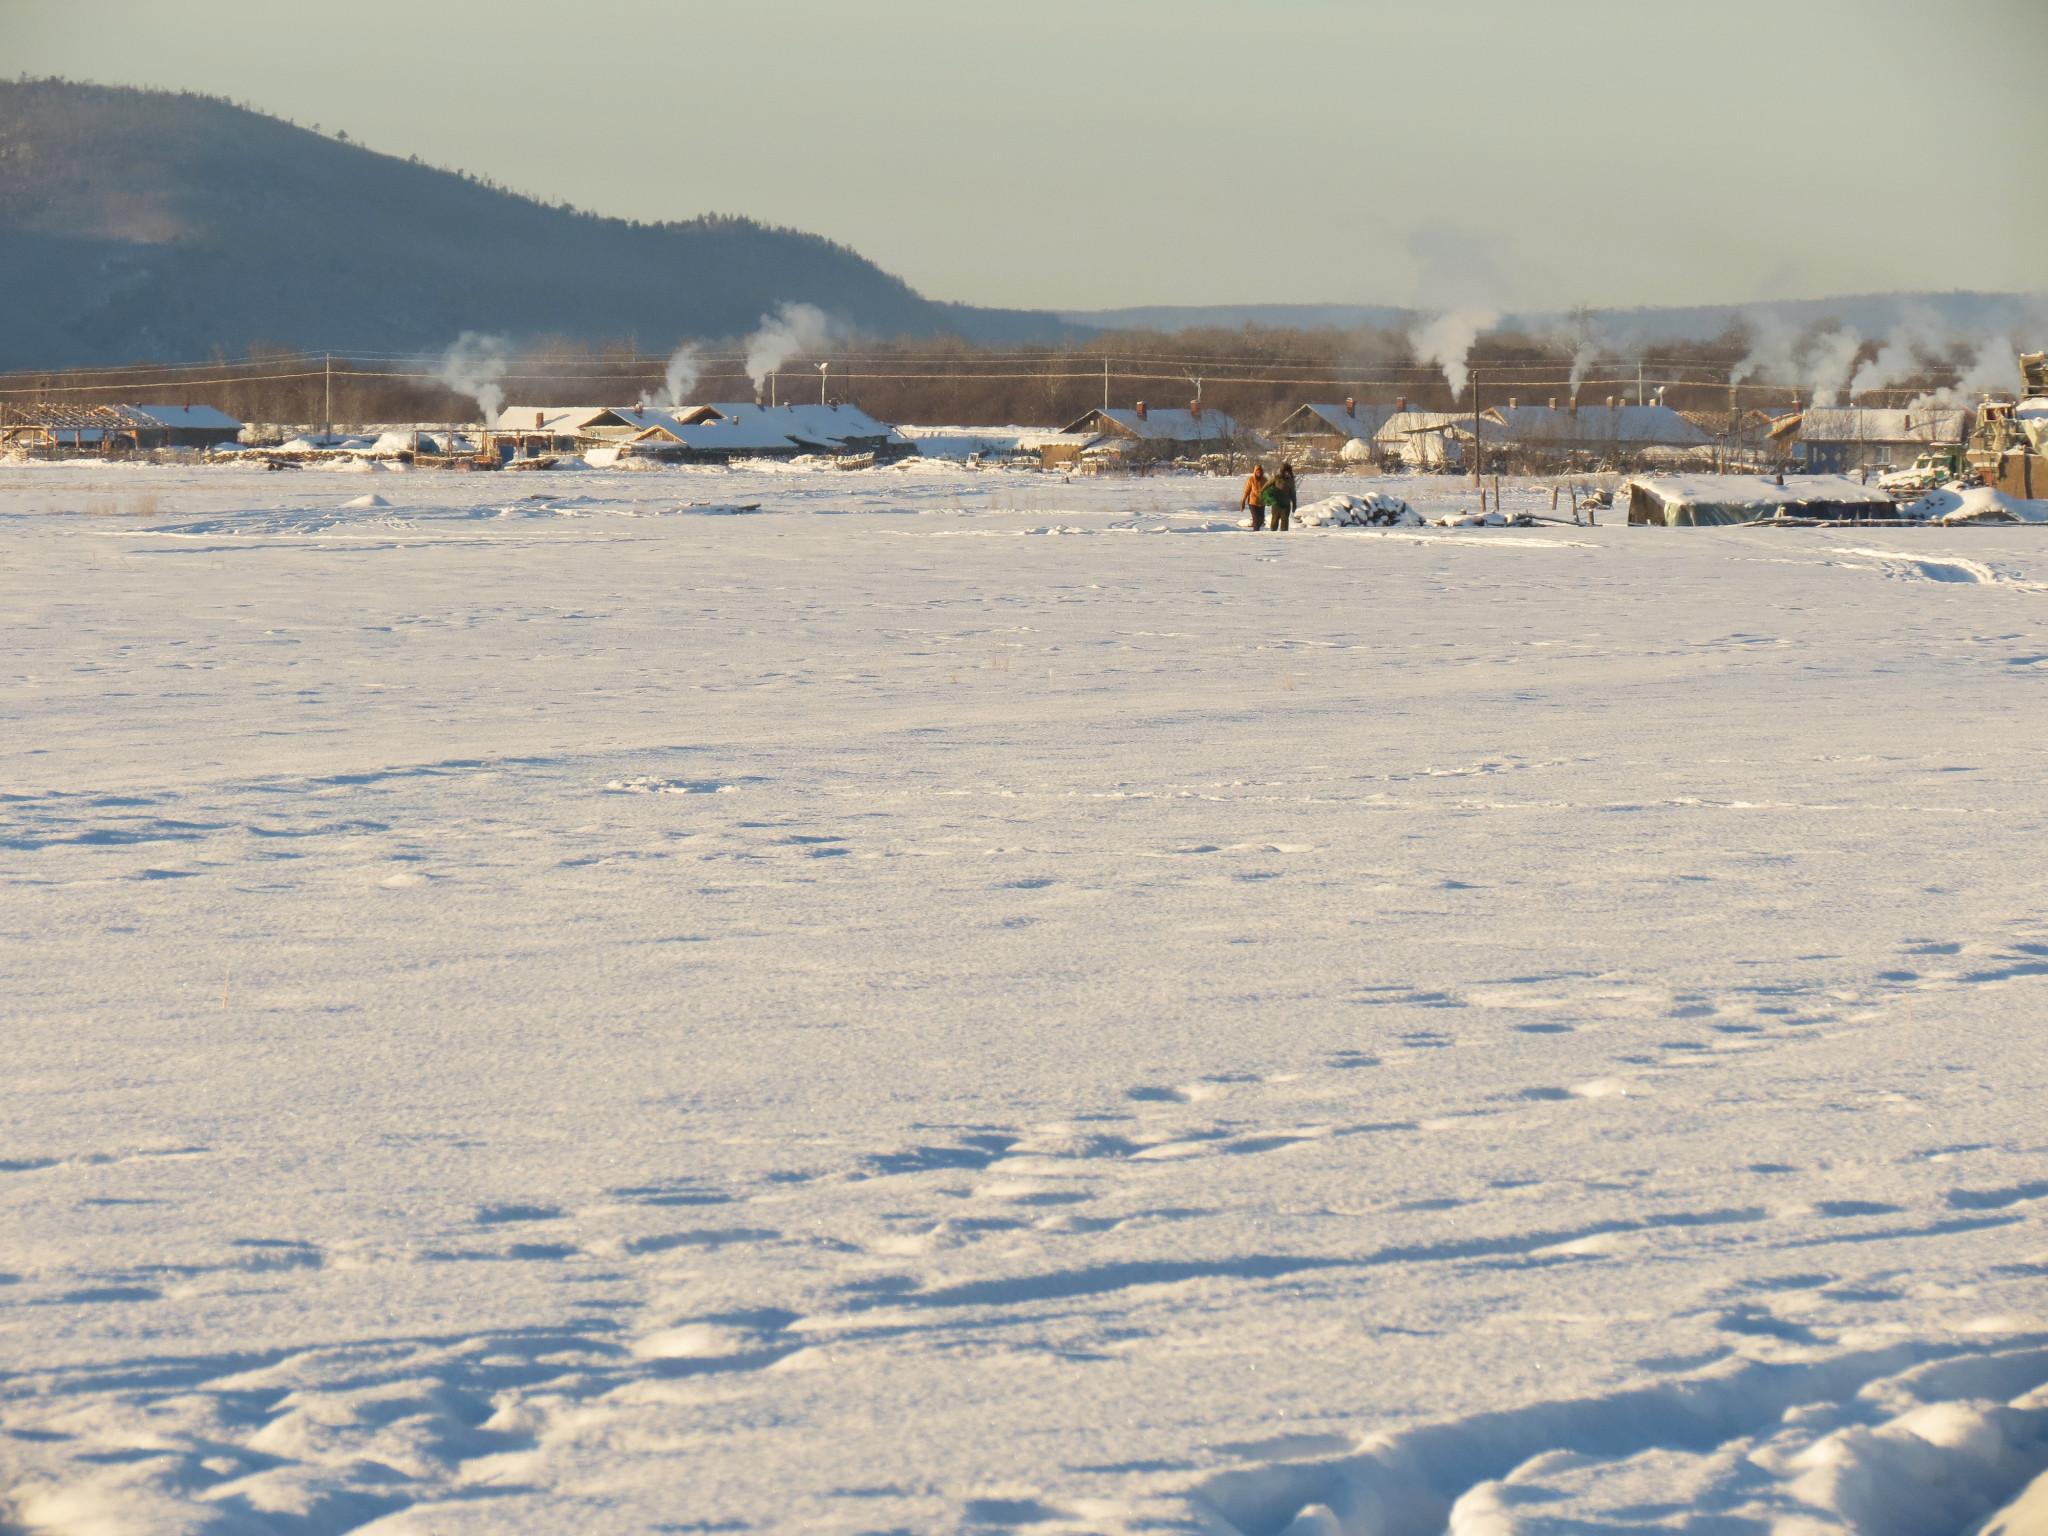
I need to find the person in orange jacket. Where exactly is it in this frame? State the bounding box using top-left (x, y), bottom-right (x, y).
top-left (1240, 463), bottom-right (1269, 530)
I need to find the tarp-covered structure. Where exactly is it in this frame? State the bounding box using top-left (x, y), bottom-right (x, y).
top-left (1625, 474), bottom-right (1896, 526)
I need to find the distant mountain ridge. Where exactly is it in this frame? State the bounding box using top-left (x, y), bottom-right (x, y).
top-left (0, 79), bottom-right (1076, 369)
top-left (1062, 294), bottom-right (2048, 342)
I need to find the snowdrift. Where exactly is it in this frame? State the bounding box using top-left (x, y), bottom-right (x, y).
top-left (1901, 485), bottom-right (2048, 525)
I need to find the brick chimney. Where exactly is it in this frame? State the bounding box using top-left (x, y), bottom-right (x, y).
top-left (1395, 397), bottom-right (1407, 413)
top-left (1134, 400), bottom-right (1147, 420)
top-left (1507, 398), bottom-right (1516, 410)
top-left (534, 411), bottom-right (545, 428)
top-left (1344, 397), bottom-right (1355, 418)
top-left (1547, 398), bottom-right (1556, 409)
top-left (1606, 396), bottom-right (1617, 409)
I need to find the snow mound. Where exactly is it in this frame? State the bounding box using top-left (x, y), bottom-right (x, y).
top-left (1296, 493), bottom-right (1421, 527)
top-left (1901, 485), bottom-right (2048, 524)
top-left (1205, 1342), bottom-right (2048, 1536)
top-left (339, 494), bottom-right (390, 509)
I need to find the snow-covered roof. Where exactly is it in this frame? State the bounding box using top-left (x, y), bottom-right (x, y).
top-left (628, 415), bottom-right (825, 452)
top-left (1278, 403), bottom-right (1394, 441)
top-left (124, 404), bottom-right (243, 430)
top-left (1059, 407), bottom-right (1240, 442)
top-left (494, 406), bottom-right (629, 434)
top-left (1795, 408), bottom-right (1971, 445)
top-left (706, 402), bottom-right (909, 447)
top-left (1483, 404), bottom-right (1710, 446)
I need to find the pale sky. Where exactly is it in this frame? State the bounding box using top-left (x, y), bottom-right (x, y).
top-left (6, 0), bottom-right (2043, 313)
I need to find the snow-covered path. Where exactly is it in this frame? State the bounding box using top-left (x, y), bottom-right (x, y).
top-left (4, 462), bottom-right (2046, 1534)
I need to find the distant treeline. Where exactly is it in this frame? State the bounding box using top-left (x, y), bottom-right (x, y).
top-left (0, 326), bottom-right (1964, 430)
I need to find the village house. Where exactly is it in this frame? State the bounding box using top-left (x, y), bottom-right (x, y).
top-left (1055, 401), bottom-right (1243, 464)
top-left (1675, 406), bottom-right (1781, 463)
top-left (1273, 399), bottom-right (1396, 457)
top-left (1481, 399), bottom-right (1712, 455)
top-left (707, 402), bottom-right (915, 460)
top-left (1773, 406), bottom-right (1973, 473)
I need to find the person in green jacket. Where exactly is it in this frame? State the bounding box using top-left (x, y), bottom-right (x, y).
top-left (1261, 463), bottom-right (1298, 531)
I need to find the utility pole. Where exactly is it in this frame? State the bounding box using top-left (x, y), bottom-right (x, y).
top-left (323, 353), bottom-right (332, 443)
top-left (817, 361), bottom-right (829, 405)
top-left (1637, 359), bottom-right (1644, 407)
top-left (1472, 368), bottom-right (1482, 494)
top-left (1103, 356), bottom-right (1109, 411)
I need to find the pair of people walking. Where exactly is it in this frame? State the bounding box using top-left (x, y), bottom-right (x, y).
top-left (1239, 463), bottom-right (1296, 531)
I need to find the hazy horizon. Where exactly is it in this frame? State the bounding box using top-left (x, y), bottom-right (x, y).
top-left (4, 0), bottom-right (2042, 317)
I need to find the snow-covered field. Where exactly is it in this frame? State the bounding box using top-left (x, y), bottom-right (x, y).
top-left (4, 459), bottom-right (2047, 1536)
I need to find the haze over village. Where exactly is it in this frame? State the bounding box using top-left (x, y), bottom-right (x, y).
top-left (3, 4), bottom-right (2047, 1535)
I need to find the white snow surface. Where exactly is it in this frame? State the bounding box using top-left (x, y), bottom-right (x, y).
top-left (4, 459), bottom-right (2048, 1536)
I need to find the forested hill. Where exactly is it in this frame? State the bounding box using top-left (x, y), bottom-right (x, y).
top-left (0, 79), bottom-right (1072, 369)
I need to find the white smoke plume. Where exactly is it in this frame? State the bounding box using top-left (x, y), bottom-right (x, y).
top-left (1546, 309), bottom-right (1613, 404)
top-left (1732, 315), bottom-right (1862, 407)
top-left (1412, 307), bottom-right (1498, 401)
top-left (640, 343), bottom-right (703, 411)
top-left (436, 332), bottom-right (510, 423)
top-left (1846, 307), bottom-right (1944, 399)
top-left (1567, 339), bottom-right (1601, 403)
top-left (1731, 313), bottom-right (1800, 396)
top-left (1909, 336), bottom-right (2022, 410)
top-left (1802, 327), bottom-right (1863, 408)
top-left (744, 303), bottom-right (834, 395)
